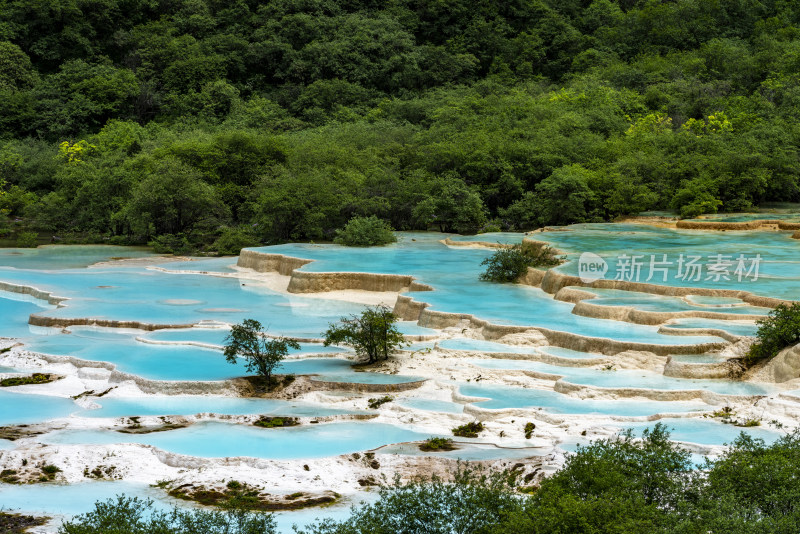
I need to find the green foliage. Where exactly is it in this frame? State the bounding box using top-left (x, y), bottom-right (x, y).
top-left (323, 305), bottom-right (406, 364)
top-left (479, 244), bottom-right (562, 283)
top-left (253, 417), bottom-right (299, 428)
top-left (2, 0), bottom-right (800, 246)
top-left (148, 234), bottom-right (193, 256)
top-left (367, 396), bottom-right (393, 409)
top-left (745, 303), bottom-right (800, 367)
top-left (418, 437), bottom-right (456, 452)
top-left (524, 422), bottom-right (535, 439)
top-left (508, 424), bottom-right (694, 533)
top-left (211, 226), bottom-right (260, 256)
top-left (333, 216), bottom-right (396, 247)
top-left (223, 319), bottom-right (300, 383)
top-left (14, 231), bottom-right (38, 248)
top-left (298, 466), bottom-right (521, 534)
top-left (58, 495), bottom-right (275, 534)
top-left (452, 422), bottom-right (484, 438)
top-left (300, 424), bottom-right (800, 534)
top-left (0, 373), bottom-right (53, 387)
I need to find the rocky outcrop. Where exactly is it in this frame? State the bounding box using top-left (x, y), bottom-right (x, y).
top-left (744, 343), bottom-right (800, 383)
top-left (554, 379), bottom-right (760, 403)
top-left (307, 377), bottom-right (426, 393)
top-left (526, 267), bottom-right (792, 308)
top-left (287, 271), bottom-right (432, 293)
top-left (392, 295), bottom-right (726, 355)
top-left (0, 281), bottom-right (66, 305)
top-left (663, 357), bottom-right (741, 379)
top-left (572, 299), bottom-right (764, 327)
top-left (236, 249), bottom-right (433, 294)
top-left (675, 219), bottom-right (800, 231)
top-left (28, 314), bottom-right (196, 331)
top-left (236, 250), bottom-right (312, 275)
top-left (441, 238), bottom-right (511, 249)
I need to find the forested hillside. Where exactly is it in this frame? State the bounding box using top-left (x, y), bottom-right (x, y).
top-left (1, 0), bottom-right (799, 251)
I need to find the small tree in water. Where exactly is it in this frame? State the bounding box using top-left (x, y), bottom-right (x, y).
top-left (224, 319), bottom-right (299, 384)
top-left (479, 244), bottom-right (561, 283)
top-left (323, 305), bottom-right (407, 364)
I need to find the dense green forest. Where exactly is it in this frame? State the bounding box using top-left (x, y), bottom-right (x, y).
top-left (1, 0), bottom-right (800, 251)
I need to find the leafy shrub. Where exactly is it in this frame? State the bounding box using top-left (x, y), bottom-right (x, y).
top-left (744, 303), bottom-right (800, 367)
top-left (15, 231), bottom-right (38, 248)
top-left (333, 216), bottom-right (396, 247)
top-left (58, 495), bottom-right (276, 533)
top-left (211, 226), bottom-right (260, 255)
top-left (452, 422), bottom-right (484, 438)
top-left (148, 233), bottom-right (193, 255)
top-left (367, 396), bottom-right (393, 409)
top-left (0, 373), bottom-right (53, 387)
top-left (524, 422), bottom-right (535, 439)
top-left (419, 437), bottom-right (457, 452)
top-left (41, 465), bottom-right (61, 478)
top-left (253, 416), bottom-right (299, 428)
top-left (479, 244), bottom-right (561, 283)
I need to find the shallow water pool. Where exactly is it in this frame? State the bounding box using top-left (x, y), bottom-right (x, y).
top-left (459, 383), bottom-right (709, 415)
top-left (469, 359), bottom-right (773, 395)
top-left (42, 421), bottom-right (434, 459)
top-left (79, 396), bottom-right (360, 418)
top-left (0, 389), bottom-right (78, 425)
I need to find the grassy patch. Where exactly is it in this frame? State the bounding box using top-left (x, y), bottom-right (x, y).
top-left (452, 422), bottom-right (484, 438)
top-left (0, 512), bottom-right (48, 533)
top-left (736, 419), bottom-right (761, 427)
top-left (0, 373), bottom-right (55, 387)
top-left (419, 437), bottom-right (457, 452)
top-left (253, 416), bottom-right (299, 428)
top-left (168, 481), bottom-right (338, 511)
top-left (1, 468), bottom-right (20, 484)
top-left (367, 395), bottom-right (393, 409)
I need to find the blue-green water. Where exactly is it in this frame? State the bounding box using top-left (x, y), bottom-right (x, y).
top-left (0, 389), bottom-right (78, 424)
top-left (42, 421), bottom-right (434, 459)
top-left (459, 384), bottom-right (709, 415)
top-left (79, 396), bottom-right (361, 418)
top-left (665, 318), bottom-right (758, 337)
top-left (536, 224), bottom-right (800, 301)
top-left (469, 359), bottom-right (773, 395)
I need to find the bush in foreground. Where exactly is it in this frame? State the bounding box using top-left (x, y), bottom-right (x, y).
top-left (58, 496), bottom-right (275, 534)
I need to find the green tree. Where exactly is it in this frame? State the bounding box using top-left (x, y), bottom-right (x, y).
top-left (744, 303), bottom-right (800, 367)
top-left (0, 41), bottom-right (37, 91)
top-left (480, 244), bottom-right (561, 283)
top-left (412, 174), bottom-right (487, 233)
top-left (120, 157), bottom-right (228, 238)
top-left (58, 495), bottom-right (275, 534)
top-left (535, 164), bottom-right (598, 226)
top-left (299, 467), bottom-right (521, 534)
top-left (333, 216), bottom-right (396, 247)
top-left (323, 305), bottom-right (406, 364)
top-left (223, 319), bottom-right (300, 384)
